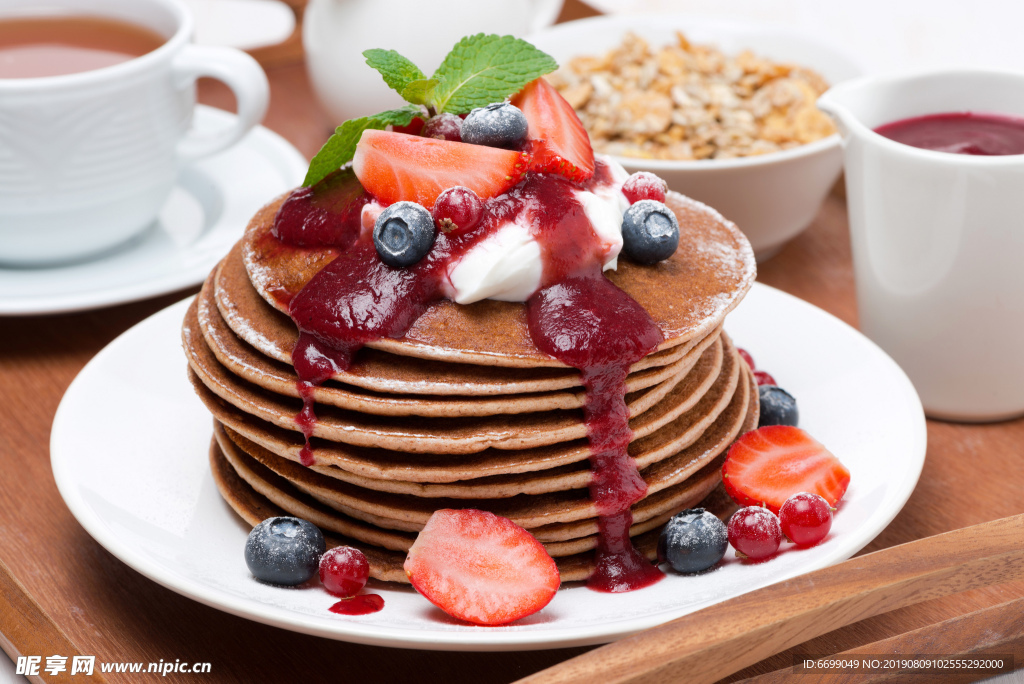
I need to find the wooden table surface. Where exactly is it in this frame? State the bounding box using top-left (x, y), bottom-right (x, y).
top-left (3, 5), bottom-right (1023, 682)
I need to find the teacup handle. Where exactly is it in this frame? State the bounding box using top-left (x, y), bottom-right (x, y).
top-left (172, 44), bottom-right (270, 162)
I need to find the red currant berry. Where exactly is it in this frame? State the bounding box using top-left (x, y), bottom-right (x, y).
top-left (737, 348), bottom-right (755, 370)
top-left (754, 370), bottom-right (777, 386)
top-left (391, 117), bottom-right (425, 136)
top-left (727, 506), bottom-right (782, 559)
top-left (319, 546), bottom-right (369, 598)
top-left (432, 186), bottom-right (484, 235)
top-left (421, 113), bottom-right (463, 142)
top-left (779, 492), bottom-right (834, 547)
top-left (622, 171), bottom-right (667, 204)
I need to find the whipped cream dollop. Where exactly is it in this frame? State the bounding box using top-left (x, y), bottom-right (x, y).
top-left (446, 154), bottom-right (631, 304)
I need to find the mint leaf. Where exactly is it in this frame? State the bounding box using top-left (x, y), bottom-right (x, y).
top-left (303, 105), bottom-right (421, 187)
top-left (363, 49), bottom-right (426, 94)
top-left (430, 34), bottom-right (557, 114)
top-left (401, 78), bottom-right (438, 106)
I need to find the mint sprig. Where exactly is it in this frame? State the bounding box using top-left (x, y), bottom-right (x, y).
top-left (364, 34), bottom-right (556, 115)
top-left (363, 49), bottom-right (426, 93)
top-left (428, 34), bottom-right (558, 113)
top-left (303, 105), bottom-right (421, 187)
top-left (302, 35), bottom-right (557, 187)
top-left (401, 78), bottom-right (439, 106)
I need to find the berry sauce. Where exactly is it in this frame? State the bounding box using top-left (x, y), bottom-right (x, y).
top-left (527, 273), bottom-right (664, 592)
top-left (275, 159), bottom-right (664, 592)
top-left (329, 594), bottom-right (385, 615)
top-left (874, 112), bottom-right (1024, 156)
top-left (272, 169), bottom-right (369, 249)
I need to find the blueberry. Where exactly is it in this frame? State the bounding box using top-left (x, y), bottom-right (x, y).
top-left (460, 102), bottom-right (528, 148)
top-left (758, 385), bottom-right (799, 427)
top-left (621, 200), bottom-right (680, 264)
top-left (373, 201), bottom-right (435, 268)
top-left (657, 508), bottom-right (728, 573)
top-left (245, 516), bottom-right (325, 586)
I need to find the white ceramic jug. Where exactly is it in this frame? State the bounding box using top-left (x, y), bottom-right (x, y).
top-left (303, 0), bottom-right (564, 123)
top-left (818, 70), bottom-right (1024, 422)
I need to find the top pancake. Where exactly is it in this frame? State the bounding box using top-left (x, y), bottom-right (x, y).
top-left (214, 248), bottom-right (712, 396)
top-left (241, 190), bottom-right (755, 368)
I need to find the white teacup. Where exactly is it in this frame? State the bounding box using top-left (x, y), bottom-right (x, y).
top-left (819, 70), bottom-right (1024, 422)
top-left (0, 0), bottom-right (269, 266)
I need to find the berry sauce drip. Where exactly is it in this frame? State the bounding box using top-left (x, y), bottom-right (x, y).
top-left (329, 594), bottom-right (385, 615)
top-left (276, 159), bottom-right (665, 591)
top-left (527, 274), bottom-right (665, 592)
top-left (283, 191), bottom-right (499, 461)
top-left (292, 335), bottom-right (356, 466)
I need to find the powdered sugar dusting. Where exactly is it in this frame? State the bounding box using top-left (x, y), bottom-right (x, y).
top-left (639, 190), bottom-right (755, 349)
top-left (673, 191), bottom-right (756, 286)
top-left (217, 294), bottom-right (291, 363)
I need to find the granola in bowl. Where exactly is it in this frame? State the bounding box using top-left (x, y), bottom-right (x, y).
top-left (547, 32), bottom-right (837, 162)
top-left (526, 15), bottom-right (861, 258)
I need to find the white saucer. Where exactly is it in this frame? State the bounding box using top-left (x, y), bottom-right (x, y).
top-left (0, 105), bottom-right (306, 316)
top-left (51, 283), bottom-right (927, 651)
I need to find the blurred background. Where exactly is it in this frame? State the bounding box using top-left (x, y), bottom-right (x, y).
top-left (584, 0), bottom-right (1024, 74)
top-left (188, 0), bottom-right (1024, 75)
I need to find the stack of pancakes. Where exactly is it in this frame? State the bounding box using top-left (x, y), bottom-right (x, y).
top-left (183, 192), bottom-right (758, 583)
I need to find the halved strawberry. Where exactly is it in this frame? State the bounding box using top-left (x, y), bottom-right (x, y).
top-left (723, 426), bottom-right (851, 513)
top-left (404, 509), bottom-right (560, 626)
top-left (511, 77), bottom-right (595, 183)
top-left (352, 130), bottom-right (529, 208)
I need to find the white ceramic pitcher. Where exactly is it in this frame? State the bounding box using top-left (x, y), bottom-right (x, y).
top-left (303, 0), bottom-right (564, 123)
top-left (818, 70), bottom-right (1024, 422)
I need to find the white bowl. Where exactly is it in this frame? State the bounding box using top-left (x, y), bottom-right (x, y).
top-left (526, 15), bottom-right (863, 259)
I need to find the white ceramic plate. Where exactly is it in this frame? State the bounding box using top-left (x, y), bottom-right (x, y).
top-left (0, 105), bottom-right (306, 316)
top-left (51, 283), bottom-right (926, 651)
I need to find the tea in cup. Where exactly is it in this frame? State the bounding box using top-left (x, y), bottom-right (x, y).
top-left (0, 0), bottom-right (269, 265)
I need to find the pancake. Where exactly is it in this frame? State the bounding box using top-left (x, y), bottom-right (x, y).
top-left (215, 361), bottom-right (752, 532)
top-left (209, 350), bottom-right (745, 499)
top-left (217, 421), bottom-right (725, 558)
top-left (240, 191), bottom-right (755, 367)
top-left (210, 436), bottom-right (408, 583)
top-left (183, 296), bottom-right (729, 454)
top-left (214, 435), bottom-right (667, 582)
top-left (215, 245), bottom-right (700, 393)
top-left (300, 367), bottom-right (749, 531)
top-left (196, 273), bottom-right (722, 417)
top-left (195, 343), bottom-right (737, 498)
top-left (210, 365), bottom-right (757, 582)
top-left (195, 181), bottom-right (760, 589)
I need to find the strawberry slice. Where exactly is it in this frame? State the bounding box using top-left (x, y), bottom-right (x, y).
top-left (512, 77), bottom-right (595, 183)
top-left (723, 426), bottom-right (851, 513)
top-left (352, 130), bottom-right (529, 208)
top-left (404, 509), bottom-right (560, 626)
